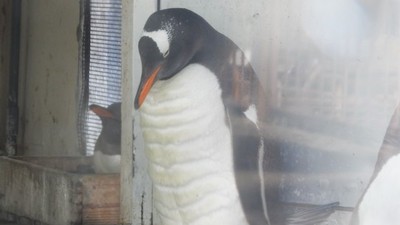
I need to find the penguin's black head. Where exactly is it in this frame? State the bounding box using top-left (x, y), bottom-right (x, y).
top-left (90, 103), bottom-right (121, 145)
top-left (134, 8), bottom-right (214, 109)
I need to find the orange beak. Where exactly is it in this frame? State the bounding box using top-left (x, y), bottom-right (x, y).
top-left (90, 104), bottom-right (113, 118)
top-left (137, 65), bottom-right (162, 108)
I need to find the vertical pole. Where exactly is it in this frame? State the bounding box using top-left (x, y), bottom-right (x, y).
top-left (6, 0), bottom-right (21, 156)
top-left (121, 0), bottom-right (134, 223)
top-left (157, 0), bottom-right (161, 11)
top-left (77, 0), bottom-right (91, 155)
top-left (121, 1), bottom-right (158, 224)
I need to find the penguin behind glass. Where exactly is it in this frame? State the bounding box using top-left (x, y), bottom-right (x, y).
top-left (90, 102), bottom-right (121, 174)
top-left (351, 104), bottom-right (400, 225)
top-left (135, 8), bottom-right (337, 225)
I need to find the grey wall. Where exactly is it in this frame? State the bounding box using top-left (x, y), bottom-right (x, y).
top-left (19, 0), bottom-right (81, 156)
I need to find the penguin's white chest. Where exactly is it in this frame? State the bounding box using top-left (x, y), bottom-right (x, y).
top-left (93, 150), bottom-right (121, 174)
top-left (358, 154), bottom-right (400, 225)
top-left (139, 63), bottom-right (248, 225)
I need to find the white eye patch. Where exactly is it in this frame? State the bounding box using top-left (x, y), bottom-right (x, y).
top-left (244, 104), bottom-right (258, 125)
top-left (142, 30), bottom-right (170, 57)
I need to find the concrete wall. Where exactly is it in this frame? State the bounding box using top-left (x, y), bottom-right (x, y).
top-left (19, 0), bottom-right (81, 156)
top-left (0, 0), bottom-right (12, 153)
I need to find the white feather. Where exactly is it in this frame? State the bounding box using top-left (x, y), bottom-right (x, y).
top-left (258, 138), bottom-right (270, 225)
top-left (93, 151), bottom-right (121, 174)
top-left (243, 104), bottom-right (269, 224)
top-left (139, 63), bottom-right (249, 225)
top-left (244, 104), bottom-right (258, 125)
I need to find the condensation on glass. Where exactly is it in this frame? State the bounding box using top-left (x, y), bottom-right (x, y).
top-left (132, 1), bottom-right (400, 224)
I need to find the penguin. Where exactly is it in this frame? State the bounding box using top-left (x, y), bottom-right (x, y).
top-left (134, 8), bottom-right (337, 225)
top-left (90, 102), bottom-right (121, 174)
top-left (350, 103), bottom-right (400, 225)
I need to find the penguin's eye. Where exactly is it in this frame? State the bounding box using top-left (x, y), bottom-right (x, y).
top-left (163, 49), bottom-right (170, 58)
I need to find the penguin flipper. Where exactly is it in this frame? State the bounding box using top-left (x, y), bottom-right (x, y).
top-left (284, 202), bottom-right (339, 225)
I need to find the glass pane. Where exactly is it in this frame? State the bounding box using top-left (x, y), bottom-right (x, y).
top-left (133, 1), bottom-right (400, 224)
top-left (85, 0), bottom-right (122, 154)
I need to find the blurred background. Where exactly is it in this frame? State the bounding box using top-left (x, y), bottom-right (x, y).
top-left (0, 0), bottom-right (399, 224)
top-left (156, 0), bottom-right (400, 209)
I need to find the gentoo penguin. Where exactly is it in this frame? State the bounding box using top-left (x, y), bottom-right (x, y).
top-left (135, 8), bottom-right (337, 225)
top-left (351, 104), bottom-right (400, 225)
top-left (90, 102), bottom-right (121, 173)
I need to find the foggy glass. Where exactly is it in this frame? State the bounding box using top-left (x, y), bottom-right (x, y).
top-left (133, 0), bottom-right (400, 224)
